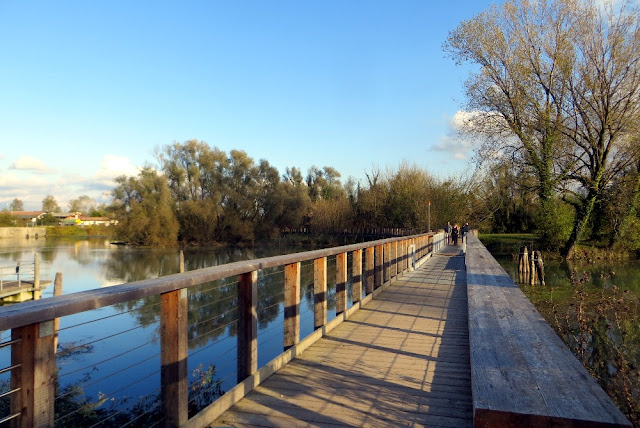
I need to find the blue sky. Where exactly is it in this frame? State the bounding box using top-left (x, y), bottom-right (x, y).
top-left (0, 1), bottom-right (493, 210)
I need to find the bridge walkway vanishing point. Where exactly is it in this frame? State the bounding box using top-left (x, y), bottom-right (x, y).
top-left (215, 244), bottom-right (472, 427)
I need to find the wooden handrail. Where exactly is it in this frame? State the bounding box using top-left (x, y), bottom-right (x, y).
top-left (1, 232), bottom-right (444, 428)
top-left (0, 234), bottom-right (432, 332)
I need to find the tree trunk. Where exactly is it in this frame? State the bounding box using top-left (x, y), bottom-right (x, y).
top-left (562, 191), bottom-right (598, 259)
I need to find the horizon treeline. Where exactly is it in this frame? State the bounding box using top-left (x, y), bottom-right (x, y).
top-left (109, 139), bottom-right (479, 246)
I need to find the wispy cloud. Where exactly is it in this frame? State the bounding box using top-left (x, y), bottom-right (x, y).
top-left (10, 155), bottom-right (58, 174)
top-left (1, 155), bottom-right (141, 210)
top-left (92, 155), bottom-right (140, 187)
top-left (430, 111), bottom-right (479, 160)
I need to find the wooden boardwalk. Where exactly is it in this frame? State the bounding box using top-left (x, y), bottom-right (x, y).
top-left (215, 245), bottom-right (472, 427)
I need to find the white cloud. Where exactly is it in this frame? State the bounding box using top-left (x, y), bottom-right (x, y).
top-left (92, 155), bottom-right (140, 187)
top-left (430, 111), bottom-right (481, 160)
top-left (0, 155), bottom-right (141, 210)
top-left (9, 155), bottom-right (57, 174)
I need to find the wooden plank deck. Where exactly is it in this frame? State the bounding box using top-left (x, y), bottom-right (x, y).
top-left (214, 245), bottom-right (472, 427)
top-left (0, 281), bottom-right (51, 300)
top-left (465, 235), bottom-right (631, 427)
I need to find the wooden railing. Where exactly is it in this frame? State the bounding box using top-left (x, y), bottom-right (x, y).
top-left (465, 234), bottom-right (631, 427)
top-left (0, 232), bottom-right (445, 427)
top-left (280, 227), bottom-right (425, 237)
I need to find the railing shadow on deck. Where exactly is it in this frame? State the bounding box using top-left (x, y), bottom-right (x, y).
top-left (214, 249), bottom-right (471, 426)
top-left (0, 232), bottom-right (446, 427)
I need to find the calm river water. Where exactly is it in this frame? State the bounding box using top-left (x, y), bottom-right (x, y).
top-left (0, 236), bottom-right (355, 425)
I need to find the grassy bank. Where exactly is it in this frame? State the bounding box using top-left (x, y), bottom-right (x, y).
top-left (46, 226), bottom-right (116, 238)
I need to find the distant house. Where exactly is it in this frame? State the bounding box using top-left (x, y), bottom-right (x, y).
top-left (78, 216), bottom-right (117, 226)
top-left (9, 211), bottom-right (46, 224)
top-left (52, 213), bottom-right (80, 226)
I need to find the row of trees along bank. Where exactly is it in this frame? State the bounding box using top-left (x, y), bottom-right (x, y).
top-left (110, 140), bottom-right (478, 246)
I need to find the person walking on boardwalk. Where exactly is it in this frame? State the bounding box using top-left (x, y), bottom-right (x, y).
top-left (445, 222), bottom-right (451, 244)
top-left (461, 223), bottom-right (469, 243)
top-left (451, 224), bottom-right (459, 245)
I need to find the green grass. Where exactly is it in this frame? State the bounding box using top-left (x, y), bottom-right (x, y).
top-left (46, 226), bottom-right (115, 238)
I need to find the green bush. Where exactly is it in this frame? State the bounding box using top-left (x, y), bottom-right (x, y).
top-left (615, 215), bottom-right (640, 251)
top-left (536, 199), bottom-right (574, 250)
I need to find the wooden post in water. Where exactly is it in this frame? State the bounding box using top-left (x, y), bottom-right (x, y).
top-left (352, 249), bottom-right (362, 303)
top-left (535, 251), bottom-right (546, 286)
top-left (33, 253), bottom-right (41, 300)
top-left (53, 273), bottom-right (63, 354)
top-left (284, 262), bottom-right (301, 349)
top-left (179, 250), bottom-right (185, 273)
top-left (537, 251), bottom-right (547, 286)
top-left (530, 250), bottom-right (537, 285)
top-left (11, 321), bottom-right (56, 428)
top-left (314, 257), bottom-right (327, 330)
top-left (237, 271), bottom-right (257, 382)
top-left (161, 287), bottom-right (188, 427)
top-left (336, 252), bottom-right (347, 314)
top-left (365, 247), bottom-right (375, 295)
top-left (518, 246), bottom-right (529, 284)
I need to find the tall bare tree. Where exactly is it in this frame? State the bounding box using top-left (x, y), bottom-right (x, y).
top-left (446, 0), bottom-right (640, 256)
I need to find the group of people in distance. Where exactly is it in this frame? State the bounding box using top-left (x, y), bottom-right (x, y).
top-left (444, 222), bottom-right (469, 245)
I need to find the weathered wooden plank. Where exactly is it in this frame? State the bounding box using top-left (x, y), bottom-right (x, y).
top-left (335, 252), bottom-right (347, 314)
top-left (237, 271), bottom-right (257, 382)
top-left (465, 234), bottom-right (631, 427)
top-left (365, 246), bottom-right (374, 295)
top-left (352, 249), bottom-right (362, 303)
top-left (384, 242), bottom-right (391, 284)
top-left (214, 246), bottom-right (472, 427)
top-left (160, 288), bottom-right (188, 427)
top-left (313, 257), bottom-right (327, 330)
top-left (263, 373), bottom-right (472, 398)
top-left (392, 241), bottom-right (398, 279)
top-left (284, 262), bottom-right (300, 349)
top-left (11, 321), bottom-right (56, 428)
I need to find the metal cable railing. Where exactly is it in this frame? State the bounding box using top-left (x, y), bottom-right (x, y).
top-left (0, 233), bottom-right (437, 427)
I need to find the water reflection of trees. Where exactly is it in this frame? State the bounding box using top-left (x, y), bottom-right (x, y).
top-left (114, 263), bottom-right (292, 350)
top-left (103, 249), bottom-right (181, 284)
top-left (0, 349), bottom-right (223, 427)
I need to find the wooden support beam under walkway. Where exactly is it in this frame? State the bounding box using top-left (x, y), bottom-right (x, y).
top-left (214, 245), bottom-right (472, 427)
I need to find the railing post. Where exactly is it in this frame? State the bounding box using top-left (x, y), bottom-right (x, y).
top-left (384, 243), bottom-right (391, 284)
top-left (392, 241), bottom-right (398, 279)
top-left (336, 252), bottom-right (347, 314)
top-left (11, 321), bottom-right (56, 428)
top-left (375, 244), bottom-right (383, 289)
top-left (237, 271), bottom-right (258, 382)
top-left (365, 247), bottom-right (375, 295)
top-left (161, 288), bottom-right (188, 427)
top-left (352, 249), bottom-right (362, 303)
top-left (284, 262), bottom-right (301, 349)
top-left (314, 257), bottom-right (327, 329)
